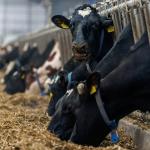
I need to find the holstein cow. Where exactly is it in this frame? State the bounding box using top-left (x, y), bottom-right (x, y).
top-left (25, 42), bottom-right (62, 95)
top-left (4, 40), bottom-right (55, 94)
top-left (4, 43), bottom-right (34, 83)
top-left (0, 44), bottom-right (20, 69)
top-left (47, 57), bottom-right (80, 116)
top-left (48, 24), bottom-right (135, 141)
top-left (47, 4), bottom-right (114, 116)
top-left (23, 40), bottom-right (55, 70)
top-left (50, 32), bottom-right (150, 146)
top-left (4, 67), bottom-right (28, 94)
top-left (5, 40), bottom-right (54, 84)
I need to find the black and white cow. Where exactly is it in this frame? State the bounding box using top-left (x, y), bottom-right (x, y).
top-left (47, 4), bottom-right (114, 116)
top-left (52, 4), bottom-right (113, 62)
top-left (48, 24), bottom-right (135, 142)
top-left (67, 31), bottom-right (150, 146)
top-left (49, 31), bottom-right (150, 146)
top-left (4, 40), bottom-right (55, 94)
top-left (47, 57), bottom-right (80, 116)
top-left (0, 44), bottom-right (20, 69)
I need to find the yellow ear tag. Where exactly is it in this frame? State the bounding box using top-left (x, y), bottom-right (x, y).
top-left (90, 85), bottom-right (97, 95)
top-left (61, 22), bottom-right (70, 29)
top-left (107, 26), bottom-right (115, 33)
top-left (49, 92), bottom-right (53, 100)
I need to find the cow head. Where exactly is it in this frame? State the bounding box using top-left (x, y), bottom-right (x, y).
top-left (52, 4), bottom-right (113, 61)
top-left (48, 88), bottom-right (77, 140)
top-left (66, 72), bottom-right (110, 146)
top-left (4, 66), bottom-right (32, 94)
top-left (48, 72), bottom-right (109, 145)
top-left (47, 71), bottom-right (68, 116)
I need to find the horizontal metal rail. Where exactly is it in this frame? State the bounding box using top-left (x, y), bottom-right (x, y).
top-left (99, 0), bottom-right (147, 15)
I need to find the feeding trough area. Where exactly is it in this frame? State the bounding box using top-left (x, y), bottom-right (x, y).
top-left (0, 0), bottom-right (149, 150)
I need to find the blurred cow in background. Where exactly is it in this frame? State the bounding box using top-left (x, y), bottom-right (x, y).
top-left (3, 39), bottom-right (61, 94)
top-left (0, 43), bottom-right (20, 70)
top-left (26, 42), bottom-right (62, 95)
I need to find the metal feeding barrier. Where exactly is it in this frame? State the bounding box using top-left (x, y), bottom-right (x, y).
top-left (97, 0), bottom-right (150, 126)
top-left (6, 0), bottom-right (150, 61)
top-left (97, 0), bottom-right (150, 44)
top-left (2, 0), bottom-right (149, 133)
top-left (6, 25), bottom-right (72, 66)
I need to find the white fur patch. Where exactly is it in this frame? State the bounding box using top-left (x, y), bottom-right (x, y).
top-left (23, 43), bottom-right (29, 52)
top-left (5, 61), bottom-right (16, 75)
top-left (6, 45), bottom-right (13, 52)
top-left (66, 89), bottom-right (73, 97)
top-left (78, 7), bottom-right (92, 17)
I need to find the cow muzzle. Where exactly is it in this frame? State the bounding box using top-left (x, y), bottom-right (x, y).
top-left (72, 42), bottom-right (89, 61)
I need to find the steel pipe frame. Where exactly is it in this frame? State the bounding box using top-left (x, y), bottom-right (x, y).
top-left (99, 0), bottom-right (146, 16)
top-left (143, 2), bottom-right (150, 44)
top-left (129, 7), bottom-right (146, 43)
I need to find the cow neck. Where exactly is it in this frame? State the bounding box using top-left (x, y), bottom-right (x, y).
top-left (93, 85), bottom-right (121, 143)
top-left (95, 29), bottom-right (105, 60)
top-left (98, 82), bottom-right (144, 125)
top-left (95, 87), bottom-right (118, 131)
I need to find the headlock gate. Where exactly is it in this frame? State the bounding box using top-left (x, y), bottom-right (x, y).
top-left (6, 0), bottom-right (150, 62)
top-left (3, 0), bottom-right (150, 136)
top-left (98, 0), bottom-right (150, 44)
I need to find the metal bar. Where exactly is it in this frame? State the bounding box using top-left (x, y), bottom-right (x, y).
top-left (136, 7), bottom-right (146, 39)
top-left (111, 11), bottom-right (122, 37)
top-left (121, 10), bottom-right (130, 28)
top-left (129, 8), bottom-right (140, 43)
top-left (99, 0), bottom-right (141, 15)
top-left (143, 2), bottom-right (150, 44)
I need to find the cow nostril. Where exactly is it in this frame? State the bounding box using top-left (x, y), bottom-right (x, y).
top-left (72, 43), bottom-right (88, 53)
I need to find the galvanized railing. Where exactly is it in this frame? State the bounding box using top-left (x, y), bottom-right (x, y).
top-left (7, 24), bottom-right (72, 66)
top-left (5, 0), bottom-right (150, 123)
top-left (97, 0), bottom-right (150, 125)
top-left (97, 0), bottom-right (150, 44)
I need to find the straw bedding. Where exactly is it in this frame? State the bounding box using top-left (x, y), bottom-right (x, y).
top-left (0, 92), bottom-right (136, 150)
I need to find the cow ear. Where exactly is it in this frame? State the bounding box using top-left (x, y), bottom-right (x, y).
top-left (102, 19), bottom-right (113, 27)
top-left (86, 72), bottom-right (101, 95)
top-left (51, 15), bottom-right (70, 29)
top-left (102, 19), bottom-right (115, 33)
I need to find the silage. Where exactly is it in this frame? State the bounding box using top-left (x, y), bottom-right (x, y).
top-left (0, 92), bottom-right (135, 150)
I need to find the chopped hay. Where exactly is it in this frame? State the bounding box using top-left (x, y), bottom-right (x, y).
top-left (0, 92), bottom-right (135, 150)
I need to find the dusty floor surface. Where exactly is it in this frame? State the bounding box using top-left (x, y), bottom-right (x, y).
top-left (0, 92), bottom-right (137, 150)
top-left (0, 70), bottom-right (145, 150)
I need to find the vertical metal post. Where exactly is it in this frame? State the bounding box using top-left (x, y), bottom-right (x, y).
top-left (135, 7), bottom-right (146, 39)
top-left (121, 9), bottom-right (130, 28)
top-left (111, 10), bottom-right (122, 38)
top-left (129, 7), bottom-right (146, 43)
top-left (143, 2), bottom-right (150, 45)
